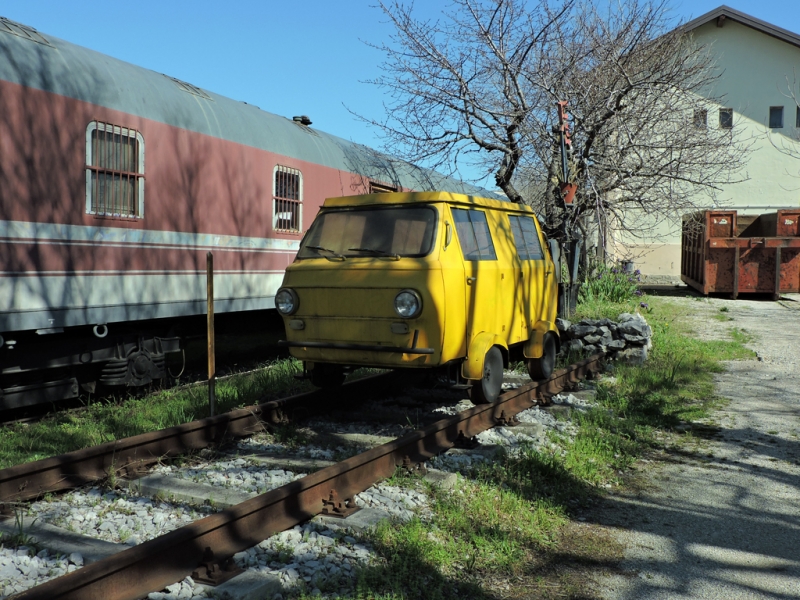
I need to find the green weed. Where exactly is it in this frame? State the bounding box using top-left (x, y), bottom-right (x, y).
top-left (0, 359), bottom-right (308, 468)
top-left (579, 261), bottom-right (642, 304)
top-left (300, 297), bottom-right (758, 600)
top-left (729, 328), bottom-right (752, 344)
top-left (1, 507), bottom-right (37, 550)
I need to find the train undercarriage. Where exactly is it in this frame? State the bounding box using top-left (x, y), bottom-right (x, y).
top-left (1, 321), bottom-right (181, 411)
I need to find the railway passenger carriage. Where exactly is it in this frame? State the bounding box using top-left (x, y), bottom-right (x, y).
top-left (0, 17), bottom-right (490, 408)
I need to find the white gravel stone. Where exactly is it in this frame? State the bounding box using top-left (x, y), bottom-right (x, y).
top-left (0, 546), bottom-right (74, 599)
top-left (150, 459), bottom-right (306, 495)
top-left (26, 487), bottom-right (214, 547)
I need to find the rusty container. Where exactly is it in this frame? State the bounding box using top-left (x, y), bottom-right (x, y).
top-left (681, 209), bottom-right (800, 299)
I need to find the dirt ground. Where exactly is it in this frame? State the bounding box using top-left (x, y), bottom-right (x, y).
top-left (590, 293), bottom-right (800, 600)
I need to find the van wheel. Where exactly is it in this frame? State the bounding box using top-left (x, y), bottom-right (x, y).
top-left (527, 334), bottom-right (556, 381)
top-left (469, 346), bottom-right (504, 405)
top-left (310, 364), bottom-right (345, 388)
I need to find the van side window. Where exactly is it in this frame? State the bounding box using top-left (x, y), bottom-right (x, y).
top-left (509, 215), bottom-right (544, 260)
top-left (452, 208), bottom-right (497, 260)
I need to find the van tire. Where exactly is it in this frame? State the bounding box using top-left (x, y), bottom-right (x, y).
top-left (310, 364), bottom-right (345, 388)
top-left (527, 333), bottom-right (556, 381)
top-left (469, 346), bottom-right (503, 404)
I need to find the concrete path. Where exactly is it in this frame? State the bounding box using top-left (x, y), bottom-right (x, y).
top-left (595, 295), bottom-right (800, 600)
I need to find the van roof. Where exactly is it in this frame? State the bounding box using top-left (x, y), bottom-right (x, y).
top-left (323, 191), bottom-right (535, 213)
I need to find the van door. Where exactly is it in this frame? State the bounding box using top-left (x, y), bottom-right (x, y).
top-left (508, 214), bottom-right (547, 339)
top-left (451, 207), bottom-right (503, 347)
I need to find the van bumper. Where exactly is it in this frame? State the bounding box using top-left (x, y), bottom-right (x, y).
top-left (278, 340), bottom-right (434, 355)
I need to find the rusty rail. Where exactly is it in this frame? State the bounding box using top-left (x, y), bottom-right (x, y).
top-left (0, 372), bottom-right (402, 503)
top-left (9, 355), bottom-right (602, 600)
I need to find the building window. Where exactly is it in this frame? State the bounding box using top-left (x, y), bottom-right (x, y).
top-left (273, 166), bottom-right (302, 233)
top-left (769, 106), bottom-right (784, 128)
top-left (85, 121), bottom-right (144, 218)
top-left (719, 108), bottom-right (733, 129)
top-left (452, 208), bottom-right (497, 261)
top-left (693, 109), bottom-right (707, 128)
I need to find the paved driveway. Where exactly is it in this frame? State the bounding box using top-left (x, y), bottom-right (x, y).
top-left (595, 295), bottom-right (800, 600)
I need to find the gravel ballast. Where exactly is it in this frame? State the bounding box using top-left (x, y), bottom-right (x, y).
top-left (0, 369), bottom-right (596, 600)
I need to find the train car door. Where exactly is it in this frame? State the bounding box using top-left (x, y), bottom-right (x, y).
top-left (451, 207), bottom-right (503, 346)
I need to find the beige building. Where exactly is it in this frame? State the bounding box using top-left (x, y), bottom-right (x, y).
top-left (614, 5), bottom-right (800, 281)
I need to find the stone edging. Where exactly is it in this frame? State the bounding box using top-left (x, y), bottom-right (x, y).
top-left (557, 313), bottom-right (652, 364)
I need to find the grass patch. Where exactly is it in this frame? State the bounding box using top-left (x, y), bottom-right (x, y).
top-left (332, 472), bottom-right (568, 600)
top-left (312, 295), bottom-right (756, 599)
top-left (579, 262), bottom-right (642, 304)
top-left (571, 297), bottom-right (641, 321)
top-left (3, 296), bottom-right (758, 599)
top-left (0, 359), bottom-right (310, 468)
top-left (567, 297), bottom-right (755, 482)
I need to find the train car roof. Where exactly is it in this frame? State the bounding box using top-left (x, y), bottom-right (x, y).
top-left (0, 17), bottom-right (499, 198)
top-left (323, 191), bottom-right (534, 212)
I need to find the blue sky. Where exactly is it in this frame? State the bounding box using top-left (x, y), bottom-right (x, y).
top-left (3, 1), bottom-right (798, 169)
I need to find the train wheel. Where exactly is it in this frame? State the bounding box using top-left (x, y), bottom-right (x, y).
top-left (527, 333), bottom-right (556, 381)
top-left (310, 364), bottom-right (345, 388)
top-left (469, 346), bottom-right (503, 404)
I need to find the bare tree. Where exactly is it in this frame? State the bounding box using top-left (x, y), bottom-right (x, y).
top-left (769, 72), bottom-right (800, 181)
top-left (361, 0), bottom-right (570, 204)
top-left (361, 0), bottom-right (752, 257)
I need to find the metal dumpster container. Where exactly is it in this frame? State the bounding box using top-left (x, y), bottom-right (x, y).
top-left (681, 209), bottom-right (800, 299)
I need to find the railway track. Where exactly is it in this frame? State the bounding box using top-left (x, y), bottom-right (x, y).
top-left (0, 355), bottom-right (602, 600)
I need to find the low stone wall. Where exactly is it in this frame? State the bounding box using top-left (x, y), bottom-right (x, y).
top-left (556, 312), bottom-right (653, 365)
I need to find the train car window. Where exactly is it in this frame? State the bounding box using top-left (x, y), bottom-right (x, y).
top-left (85, 121), bottom-right (145, 218)
top-left (452, 208), bottom-right (497, 261)
top-left (0, 17), bottom-right (52, 46)
top-left (369, 181), bottom-right (397, 193)
top-left (508, 215), bottom-right (544, 260)
top-left (297, 206), bottom-right (436, 259)
top-left (164, 75), bottom-right (213, 101)
top-left (273, 166), bottom-right (302, 233)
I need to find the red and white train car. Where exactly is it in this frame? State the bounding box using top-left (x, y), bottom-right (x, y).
top-left (0, 17), bottom-right (490, 408)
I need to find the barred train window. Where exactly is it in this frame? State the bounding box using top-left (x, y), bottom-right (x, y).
top-left (273, 165), bottom-right (302, 233)
top-left (85, 121), bottom-right (144, 218)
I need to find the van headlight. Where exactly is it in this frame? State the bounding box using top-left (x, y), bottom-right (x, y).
top-left (394, 289), bottom-right (422, 318)
top-left (275, 288), bottom-right (299, 315)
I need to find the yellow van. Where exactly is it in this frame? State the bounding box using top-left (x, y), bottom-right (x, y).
top-left (276, 192), bottom-right (559, 403)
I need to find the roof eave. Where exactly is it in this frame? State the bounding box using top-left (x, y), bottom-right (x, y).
top-left (680, 5), bottom-right (800, 50)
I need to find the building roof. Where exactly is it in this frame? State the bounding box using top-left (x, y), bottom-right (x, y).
top-left (681, 5), bottom-right (800, 50)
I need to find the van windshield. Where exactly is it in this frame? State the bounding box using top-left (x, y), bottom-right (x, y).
top-left (297, 205), bottom-right (437, 259)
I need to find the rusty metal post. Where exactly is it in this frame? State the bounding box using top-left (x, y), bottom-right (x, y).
top-left (207, 252), bottom-right (216, 417)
